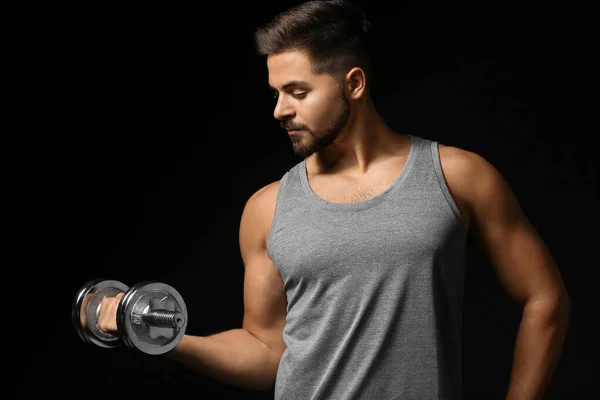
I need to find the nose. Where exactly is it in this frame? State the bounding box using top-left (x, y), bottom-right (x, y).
top-left (273, 95), bottom-right (295, 121)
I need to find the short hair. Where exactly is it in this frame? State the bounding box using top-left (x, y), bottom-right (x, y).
top-left (254, 0), bottom-right (373, 85)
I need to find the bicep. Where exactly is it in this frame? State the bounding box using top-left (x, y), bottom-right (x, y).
top-left (238, 185), bottom-right (287, 353)
top-left (463, 153), bottom-right (569, 304)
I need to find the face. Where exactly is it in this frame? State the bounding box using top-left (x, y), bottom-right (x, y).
top-left (267, 50), bottom-right (350, 158)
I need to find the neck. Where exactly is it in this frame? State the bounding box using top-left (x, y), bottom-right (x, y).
top-left (310, 96), bottom-right (409, 175)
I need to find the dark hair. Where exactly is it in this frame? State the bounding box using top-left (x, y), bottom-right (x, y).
top-left (254, 0), bottom-right (373, 84)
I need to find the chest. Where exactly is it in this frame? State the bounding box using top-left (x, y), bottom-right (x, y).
top-left (308, 178), bottom-right (394, 203)
top-left (269, 202), bottom-right (465, 286)
top-left (306, 161), bottom-right (406, 204)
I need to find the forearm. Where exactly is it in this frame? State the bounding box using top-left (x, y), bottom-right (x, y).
top-left (505, 295), bottom-right (571, 400)
top-left (164, 329), bottom-right (283, 391)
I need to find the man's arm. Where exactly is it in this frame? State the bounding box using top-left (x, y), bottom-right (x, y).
top-left (441, 146), bottom-right (572, 400)
top-left (165, 181), bottom-right (287, 391)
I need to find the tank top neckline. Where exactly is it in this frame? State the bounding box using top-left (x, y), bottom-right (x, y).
top-left (298, 134), bottom-right (420, 212)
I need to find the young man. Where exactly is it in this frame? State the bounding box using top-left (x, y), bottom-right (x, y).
top-left (98, 1), bottom-right (571, 399)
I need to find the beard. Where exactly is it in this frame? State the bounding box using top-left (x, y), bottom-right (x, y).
top-left (284, 89), bottom-right (350, 159)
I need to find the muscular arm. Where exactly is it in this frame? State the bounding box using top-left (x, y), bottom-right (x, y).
top-left (441, 146), bottom-right (572, 400)
top-left (165, 181), bottom-right (287, 391)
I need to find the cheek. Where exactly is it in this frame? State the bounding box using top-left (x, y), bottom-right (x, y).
top-left (302, 92), bottom-right (341, 128)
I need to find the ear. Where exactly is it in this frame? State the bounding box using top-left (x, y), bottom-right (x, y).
top-left (344, 67), bottom-right (367, 100)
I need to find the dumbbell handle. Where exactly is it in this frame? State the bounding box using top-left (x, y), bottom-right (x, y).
top-left (136, 309), bottom-right (185, 329)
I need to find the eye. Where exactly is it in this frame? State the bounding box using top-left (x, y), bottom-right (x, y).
top-left (292, 92), bottom-right (307, 99)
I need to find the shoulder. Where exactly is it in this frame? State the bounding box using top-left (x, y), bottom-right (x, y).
top-left (239, 179), bottom-right (282, 243)
top-left (437, 143), bottom-right (509, 197)
top-left (241, 162), bottom-right (301, 230)
top-left (245, 180), bottom-right (281, 213)
top-left (436, 142), bottom-right (515, 225)
top-left (436, 143), bottom-right (491, 179)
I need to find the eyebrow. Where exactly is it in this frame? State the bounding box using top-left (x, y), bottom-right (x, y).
top-left (269, 80), bottom-right (311, 90)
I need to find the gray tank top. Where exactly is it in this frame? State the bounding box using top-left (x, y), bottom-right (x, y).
top-left (267, 135), bottom-right (467, 399)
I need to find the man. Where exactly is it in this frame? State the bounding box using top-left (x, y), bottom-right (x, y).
top-left (98, 1), bottom-right (571, 399)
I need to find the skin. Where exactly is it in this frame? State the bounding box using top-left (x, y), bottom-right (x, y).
top-left (97, 49), bottom-right (571, 398)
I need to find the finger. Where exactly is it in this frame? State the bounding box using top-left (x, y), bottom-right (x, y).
top-left (98, 297), bottom-right (120, 332)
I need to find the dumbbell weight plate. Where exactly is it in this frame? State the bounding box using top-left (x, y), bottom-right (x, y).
top-left (71, 278), bottom-right (130, 348)
top-left (117, 281), bottom-right (188, 355)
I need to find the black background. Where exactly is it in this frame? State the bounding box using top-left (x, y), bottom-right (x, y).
top-left (15, 1), bottom-right (593, 399)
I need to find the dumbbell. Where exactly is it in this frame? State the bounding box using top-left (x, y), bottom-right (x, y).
top-left (72, 278), bottom-right (188, 355)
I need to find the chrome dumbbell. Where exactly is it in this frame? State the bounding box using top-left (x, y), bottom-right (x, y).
top-left (72, 279), bottom-right (187, 355)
